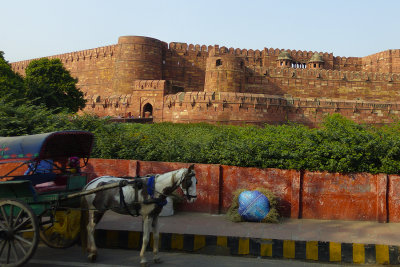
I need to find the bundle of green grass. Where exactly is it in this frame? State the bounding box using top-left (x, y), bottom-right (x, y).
top-left (226, 188), bottom-right (280, 223)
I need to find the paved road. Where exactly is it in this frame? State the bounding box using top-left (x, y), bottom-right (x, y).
top-left (25, 244), bottom-right (375, 267)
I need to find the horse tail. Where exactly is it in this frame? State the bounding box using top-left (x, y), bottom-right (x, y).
top-left (80, 196), bottom-right (89, 252)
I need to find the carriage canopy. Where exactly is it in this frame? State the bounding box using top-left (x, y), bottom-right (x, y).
top-left (0, 131), bottom-right (94, 164)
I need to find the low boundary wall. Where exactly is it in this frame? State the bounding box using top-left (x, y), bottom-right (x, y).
top-left (82, 159), bottom-right (400, 222)
top-left (1, 158), bottom-right (398, 222)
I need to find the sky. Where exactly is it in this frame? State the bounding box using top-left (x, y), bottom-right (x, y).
top-left (2, 0), bottom-right (400, 63)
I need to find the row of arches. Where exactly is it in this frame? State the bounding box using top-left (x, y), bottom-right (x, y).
top-left (278, 60), bottom-right (324, 69)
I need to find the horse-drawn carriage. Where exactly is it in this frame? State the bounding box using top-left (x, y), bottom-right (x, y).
top-left (0, 130), bottom-right (198, 267)
top-left (0, 130), bottom-right (96, 266)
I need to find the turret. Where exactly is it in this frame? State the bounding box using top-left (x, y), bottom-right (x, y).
top-left (277, 51), bottom-right (293, 68)
top-left (204, 48), bottom-right (245, 92)
top-left (308, 53), bottom-right (324, 69)
top-left (112, 36), bottom-right (166, 94)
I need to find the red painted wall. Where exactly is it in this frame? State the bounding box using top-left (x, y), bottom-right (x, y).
top-left (302, 172), bottom-right (387, 221)
top-left (220, 166), bottom-right (299, 217)
top-left (3, 158), bottom-right (400, 222)
top-left (388, 175), bottom-right (400, 222)
top-left (80, 159), bottom-right (397, 222)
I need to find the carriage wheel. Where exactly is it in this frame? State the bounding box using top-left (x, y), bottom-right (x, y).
top-left (0, 199), bottom-right (39, 267)
top-left (39, 208), bottom-right (81, 248)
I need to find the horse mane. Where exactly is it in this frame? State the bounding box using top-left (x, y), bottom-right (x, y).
top-left (156, 168), bottom-right (187, 184)
top-left (120, 174), bottom-right (157, 179)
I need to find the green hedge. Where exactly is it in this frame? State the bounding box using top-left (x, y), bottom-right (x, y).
top-left (2, 99), bottom-right (400, 174)
top-left (65, 113), bottom-right (400, 175)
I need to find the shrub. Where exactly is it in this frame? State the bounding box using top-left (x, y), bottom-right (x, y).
top-left (5, 108), bottom-right (400, 175)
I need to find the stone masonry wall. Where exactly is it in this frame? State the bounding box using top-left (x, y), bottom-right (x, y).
top-left (9, 36), bottom-right (400, 126)
top-left (161, 92), bottom-right (400, 127)
top-left (12, 45), bottom-right (118, 98)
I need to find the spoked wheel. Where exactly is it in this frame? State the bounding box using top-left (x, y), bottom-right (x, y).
top-left (39, 208), bottom-right (81, 248)
top-left (0, 199), bottom-right (39, 267)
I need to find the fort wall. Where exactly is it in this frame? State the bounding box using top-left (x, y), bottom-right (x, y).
top-left (12, 44), bottom-right (118, 97)
top-left (113, 36), bottom-right (166, 94)
top-left (162, 42), bottom-right (209, 92)
top-left (9, 35), bottom-right (400, 126)
top-left (160, 92), bottom-right (400, 127)
top-left (248, 67), bottom-right (400, 102)
top-left (362, 49), bottom-right (400, 74)
top-left (204, 50), bottom-right (245, 92)
top-left (84, 90), bottom-right (400, 127)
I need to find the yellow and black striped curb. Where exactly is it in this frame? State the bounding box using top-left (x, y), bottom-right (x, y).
top-left (95, 229), bottom-right (399, 265)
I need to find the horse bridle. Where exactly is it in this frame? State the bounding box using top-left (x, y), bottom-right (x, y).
top-left (124, 170), bottom-right (197, 202)
top-left (180, 171), bottom-right (197, 201)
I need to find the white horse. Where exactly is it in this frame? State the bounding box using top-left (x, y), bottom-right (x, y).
top-left (81, 164), bottom-right (197, 267)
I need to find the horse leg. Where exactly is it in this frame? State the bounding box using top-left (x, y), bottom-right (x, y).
top-left (140, 215), bottom-right (152, 267)
top-left (152, 215), bottom-right (162, 263)
top-left (87, 210), bottom-right (104, 262)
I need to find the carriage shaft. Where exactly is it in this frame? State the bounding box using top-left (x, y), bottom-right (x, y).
top-left (59, 180), bottom-right (127, 201)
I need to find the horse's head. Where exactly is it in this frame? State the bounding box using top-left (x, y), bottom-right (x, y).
top-left (179, 164), bottom-right (197, 203)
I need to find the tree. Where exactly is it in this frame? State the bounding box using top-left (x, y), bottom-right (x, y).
top-left (0, 96), bottom-right (71, 136)
top-left (0, 51), bottom-right (25, 100)
top-left (24, 58), bottom-right (86, 113)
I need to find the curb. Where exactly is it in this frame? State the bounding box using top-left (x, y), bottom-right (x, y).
top-left (95, 229), bottom-right (399, 265)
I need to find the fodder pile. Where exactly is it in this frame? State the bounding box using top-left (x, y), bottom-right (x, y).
top-left (226, 188), bottom-right (280, 223)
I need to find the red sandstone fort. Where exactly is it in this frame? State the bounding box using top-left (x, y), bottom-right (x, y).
top-left (10, 36), bottom-right (400, 126)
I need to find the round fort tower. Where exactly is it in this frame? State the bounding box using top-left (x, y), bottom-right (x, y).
top-left (204, 48), bottom-right (245, 93)
top-left (112, 36), bottom-right (165, 94)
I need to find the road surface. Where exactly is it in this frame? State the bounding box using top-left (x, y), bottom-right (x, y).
top-left (23, 244), bottom-right (375, 267)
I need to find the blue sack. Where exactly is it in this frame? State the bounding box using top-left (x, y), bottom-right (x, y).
top-left (238, 190), bottom-right (270, 222)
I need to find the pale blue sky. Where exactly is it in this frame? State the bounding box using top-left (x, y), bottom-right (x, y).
top-left (2, 0), bottom-right (399, 63)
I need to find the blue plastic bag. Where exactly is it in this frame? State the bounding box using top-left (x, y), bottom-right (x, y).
top-left (238, 190), bottom-right (270, 222)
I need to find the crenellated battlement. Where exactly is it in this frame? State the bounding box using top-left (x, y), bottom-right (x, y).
top-left (85, 93), bottom-right (132, 109)
top-left (261, 66), bottom-right (400, 82)
top-left (167, 41), bottom-right (336, 60)
top-left (164, 91), bottom-right (399, 109)
top-left (56, 44), bottom-right (117, 63)
top-left (169, 42), bottom-right (210, 52)
top-left (165, 42), bottom-right (365, 72)
top-left (11, 44), bottom-right (118, 73)
top-left (86, 90), bottom-right (400, 112)
top-left (82, 88), bottom-right (400, 126)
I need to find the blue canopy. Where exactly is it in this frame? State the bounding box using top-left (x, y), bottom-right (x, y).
top-left (0, 131), bottom-right (94, 163)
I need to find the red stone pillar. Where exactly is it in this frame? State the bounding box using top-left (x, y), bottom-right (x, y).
top-left (376, 174), bottom-right (388, 222)
top-left (290, 170), bottom-right (302, 219)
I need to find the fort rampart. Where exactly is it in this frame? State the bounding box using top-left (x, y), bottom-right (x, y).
top-left (10, 36), bottom-right (400, 126)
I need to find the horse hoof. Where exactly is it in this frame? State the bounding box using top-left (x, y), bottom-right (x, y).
top-left (140, 262), bottom-right (149, 267)
top-left (154, 258), bottom-right (162, 264)
top-left (88, 253), bottom-right (97, 262)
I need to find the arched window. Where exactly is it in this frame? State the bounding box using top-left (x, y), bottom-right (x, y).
top-left (143, 103), bottom-right (153, 118)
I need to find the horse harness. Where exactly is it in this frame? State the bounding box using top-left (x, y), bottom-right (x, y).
top-left (118, 171), bottom-right (197, 216)
top-left (116, 175), bottom-right (155, 216)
